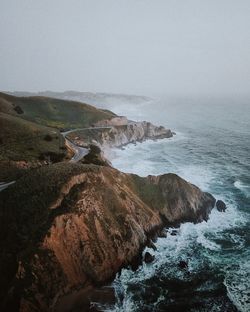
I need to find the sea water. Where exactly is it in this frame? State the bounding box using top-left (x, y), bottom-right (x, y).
top-left (101, 97), bottom-right (250, 312)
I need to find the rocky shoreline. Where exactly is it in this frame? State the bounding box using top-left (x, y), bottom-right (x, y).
top-left (0, 114), bottom-right (219, 312)
top-left (0, 166), bottom-right (216, 311)
top-left (66, 117), bottom-right (174, 152)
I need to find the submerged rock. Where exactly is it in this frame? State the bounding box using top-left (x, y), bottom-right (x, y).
top-left (170, 229), bottom-right (178, 236)
top-left (216, 200), bottom-right (227, 212)
top-left (144, 252), bottom-right (155, 264)
top-left (178, 260), bottom-right (188, 270)
top-left (158, 229), bottom-right (168, 238)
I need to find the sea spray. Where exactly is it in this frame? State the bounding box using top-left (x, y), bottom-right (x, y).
top-left (104, 98), bottom-right (250, 311)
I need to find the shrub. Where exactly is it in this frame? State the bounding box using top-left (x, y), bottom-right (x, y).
top-left (14, 105), bottom-right (24, 114)
top-left (44, 134), bottom-right (53, 141)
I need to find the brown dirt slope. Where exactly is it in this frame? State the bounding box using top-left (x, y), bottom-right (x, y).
top-left (0, 162), bottom-right (215, 311)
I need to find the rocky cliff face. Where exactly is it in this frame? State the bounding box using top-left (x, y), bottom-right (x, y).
top-left (100, 121), bottom-right (173, 148)
top-left (0, 163), bottom-right (215, 312)
top-left (68, 121), bottom-right (173, 151)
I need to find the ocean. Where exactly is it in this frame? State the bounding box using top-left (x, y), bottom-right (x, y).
top-left (100, 96), bottom-right (250, 312)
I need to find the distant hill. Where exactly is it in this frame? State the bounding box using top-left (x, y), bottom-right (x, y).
top-left (7, 90), bottom-right (152, 110)
top-left (0, 92), bottom-right (115, 129)
top-left (0, 92), bottom-right (116, 170)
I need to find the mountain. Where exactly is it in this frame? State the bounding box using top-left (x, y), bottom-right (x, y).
top-left (7, 90), bottom-right (152, 109)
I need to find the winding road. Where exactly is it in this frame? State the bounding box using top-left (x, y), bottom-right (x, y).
top-left (0, 181), bottom-right (16, 192)
top-left (0, 126), bottom-right (112, 192)
top-left (62, 126), bottom-right (112, 136)
top-left (62, 126), bottom-right (112, 162)
top-left (64, 137), bottom-right (89, 162)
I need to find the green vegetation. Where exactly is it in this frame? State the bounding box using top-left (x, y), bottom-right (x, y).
top-left (130, 174), bottom-right (165, 210)
top-left (0, 92), bottom-right (115, 129)
top-left (81, 144), bottom-right (110, 166)
top-left (0, 112), bottom-right (66, 162)
top-left (0, 91), bottom-right (116, 169)
top-left (0, 161), bottom-right (29, 181)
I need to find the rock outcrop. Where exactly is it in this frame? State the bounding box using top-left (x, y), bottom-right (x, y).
top-left (98, 121), bottom-right (173, 148)
top-left (144, 252), bottom-right (155, 264)
top-left (68, 120), bottom-right (173, 151)
top-left (0, 162), bottom-right (215, 312)
top-left (216, 200), bottom-right (227, 212)
top-left (81, 144), bottom-right (111, 167)
top-left (94, 116), bottom-right (129, 127)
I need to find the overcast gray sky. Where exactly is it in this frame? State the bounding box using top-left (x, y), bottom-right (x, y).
top-left (0, 0), bottom-right (250, 96)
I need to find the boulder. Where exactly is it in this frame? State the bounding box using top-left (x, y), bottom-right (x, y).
top-left (144, 252), bottom-right (155, 264)
top-left (158, 229), bottom-right (167, 238)
top-left (216, 200), bottom-right (227, 212)
top-left (178, 260), bottom-right (188, 270)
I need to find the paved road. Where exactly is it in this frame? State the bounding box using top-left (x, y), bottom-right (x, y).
top-left (0, 181), bottom-right (16, 192)
top-left (62, 126), bottom-right (112, 162)
top-left (64, 138), bottom-right (89, 163)
top-left (62, 126), bottom-right (112, 136)
top-left (0, 127), bottom-right (108, 192)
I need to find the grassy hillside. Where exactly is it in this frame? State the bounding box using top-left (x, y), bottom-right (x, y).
top-left (0, 112), bottom-right (67, 162)
top-left (0, 91), bottom-right (117, 182)
top-left (0, 92), bottom-right (115, 129)
top-left (0, 91), bottom-right (116, 171)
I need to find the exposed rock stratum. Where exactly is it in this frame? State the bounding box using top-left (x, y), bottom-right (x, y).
top-left (0, 163), bottom-right (215, 311)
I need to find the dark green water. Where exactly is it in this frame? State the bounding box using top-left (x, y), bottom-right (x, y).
top-left (106, 97), bottom-right (250, 312)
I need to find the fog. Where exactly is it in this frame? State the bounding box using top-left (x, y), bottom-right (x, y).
top-left (0, 0), bottom-right (250, 96)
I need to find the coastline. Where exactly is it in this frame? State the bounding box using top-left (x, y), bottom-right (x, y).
top-left (0, 147), bottom-right (217, 312)
top-left (64, 118), bottom-right (174, 166)
top-left (0, 98), bottom-right (220, 312)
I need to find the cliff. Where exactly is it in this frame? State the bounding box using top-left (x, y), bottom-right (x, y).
top-left (0, 162), bottom-right (215, 312)
top-left (0, 92), bottom-right (216, 311)
top-left (0, 92), bottom-right (172, 174)
top-left (0, 91), bottom-right (116, 174)
top-left (0, 92), bottom-right (170, 169)
top-left (68, 120), bottom-right (173, 150)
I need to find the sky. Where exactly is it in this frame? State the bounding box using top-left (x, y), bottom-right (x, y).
top-left (0, 0), bottom-right (250, 96)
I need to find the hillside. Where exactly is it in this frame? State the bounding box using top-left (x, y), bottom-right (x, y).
top-left (0, 112), bottom-right (67, 162)
top-left (7, 90), bottom-right (151, 109)
top-left (0, 162), bottom-right (215, 312)
top-left (0, 92), bottom-right (219, 312)
top-left (0, 92), bottom-right (115, 129)
top-left (0, 91), bottom-right (117, 177)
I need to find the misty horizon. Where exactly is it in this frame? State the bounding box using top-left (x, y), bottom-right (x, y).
top-left (1, 0), bottom-right (250, 97)
top-left (0, 2), bottom-right (250, 311)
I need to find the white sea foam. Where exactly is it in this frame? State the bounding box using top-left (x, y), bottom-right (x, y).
top-left (224, 258), bottom-right (250, 312)
top-left (106, 202), bottom-right (246, 312)
top-left (234, 180), bottom-right (250, 198)
top-left (104, 100), bottom-right (249, 311)
top-left (111, 131), bottom-right (218, 194)
top-left (111, 132), bottom-right (190, 177)
top-left (175, 164), bottom-right (215, 191)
